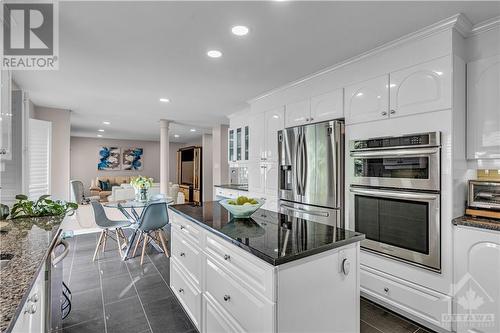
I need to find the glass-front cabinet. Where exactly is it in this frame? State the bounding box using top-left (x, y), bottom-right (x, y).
top-left (228, 125), bottom-right (249, 163)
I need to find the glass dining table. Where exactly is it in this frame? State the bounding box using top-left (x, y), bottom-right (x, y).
top-left (104, 198), bottom-right (174, 260)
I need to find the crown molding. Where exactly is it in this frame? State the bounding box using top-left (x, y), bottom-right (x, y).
top-left (248, 13), bottom-right (469, 104)
top-left (469, 16), bottom-right (500, 37)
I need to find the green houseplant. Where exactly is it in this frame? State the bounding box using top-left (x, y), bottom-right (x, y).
top-left (10, 194), bottom-right (78, 219)
top-left (130, 176), bottom-right (154, 202)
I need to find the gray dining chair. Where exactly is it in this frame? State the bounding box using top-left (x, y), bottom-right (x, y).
top-left (91, 201), bottom-right (131, 261)
top-left (131, 201), bottom-right (170, 265)
top-left (70, 180), bottom-right (99, 204)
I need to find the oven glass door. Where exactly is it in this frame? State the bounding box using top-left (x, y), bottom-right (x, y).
top-left (350, 147), bottom-right (440, 191)
top-left (350, 187), bottom-right (440, 271)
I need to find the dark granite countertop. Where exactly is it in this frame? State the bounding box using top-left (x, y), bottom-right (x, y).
top-left (0, 216), bottom-right (64, 333)
top-left (214, 184), bottom-right (248, 191)
top-left (169, 201), bottom-right (364, 266)
top-left (452, 215), bottom-right (500, 232)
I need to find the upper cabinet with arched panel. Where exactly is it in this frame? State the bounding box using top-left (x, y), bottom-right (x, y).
top-left (344, 75), bottom-right (389, 124)
top-left (389, 56), bottom-right (452, 118)
top-left (467, 54), bottom-right (500, 160)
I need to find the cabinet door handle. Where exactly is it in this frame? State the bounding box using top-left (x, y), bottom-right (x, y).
top-left (178, 288), bottom-right (184, 294)
top-left (223, 295), bottom-right (231, 302)
top-left (381, 111), bottom-right (388, 116)
top-left (223, 254), bottom-right (230, 261)
top-left (309, 117), bottom-right (314, 122)
top-left (305, 118), bottom-right (310, 122)
top-left (28, 293), bottom-right (39, 303)
top-left (179, 252), bottom-right (186, 257)
top-left (180, 225), bottom-right (185, 230)
top-left (384, 287), bottom-right (389, 293)
top-left (390, 109), bottom-right (396, 115)
top-left (24, 303), bottom-right (37, 315)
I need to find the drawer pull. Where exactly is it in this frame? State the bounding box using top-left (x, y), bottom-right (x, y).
top-left (28, 293), bottom-right (39, 303)
top-left (223, 254), bottom-right (231, 261)
top-left (384, 287), bottom-right (389, 293)
top-left (223, 295), bottom-right (231, 302)
top-left (180, 225), bottom-right (185, 230)
top-left (178, 288), bottom-right (184, 294)
top-left (24, 303), bottom-right (37, 315)
top-left (179, 252), bottom-right (186, 257)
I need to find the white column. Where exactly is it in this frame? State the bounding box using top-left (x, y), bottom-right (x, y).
top-left (159, 119), bottom-right (171, 195)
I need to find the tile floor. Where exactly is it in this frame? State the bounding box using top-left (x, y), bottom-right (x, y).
top-left (62, 232), bottom-right (435, 333)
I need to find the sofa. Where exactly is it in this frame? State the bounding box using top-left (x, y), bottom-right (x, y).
top-left (89, 176), bottom-right (136, 202)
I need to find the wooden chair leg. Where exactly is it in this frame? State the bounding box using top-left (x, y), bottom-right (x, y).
top-left (132, 232), bottom-right (142, 258)
top-left (102, 229), bottom-right (108, 253)
top-left (141, 234), bottom-right (149, 266)
top-left (158, 229), bottom-right (170, 258)
top-left (93, 230), bottom-right (105, 261)
top-left (115, 229), bottom-right (123, 257)
top-left (119, 229), bottom-right (128, 246)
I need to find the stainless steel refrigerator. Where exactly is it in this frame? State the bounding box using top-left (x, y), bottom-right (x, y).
top-left (278, 120), bottom-right (344, 227)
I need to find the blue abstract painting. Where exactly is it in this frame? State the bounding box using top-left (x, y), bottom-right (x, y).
top-left (98, 147), bottom-right (121, 170)
top-left (122, 148), bottom-right (143, 170)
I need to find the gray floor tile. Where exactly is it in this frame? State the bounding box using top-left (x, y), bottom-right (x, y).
top-left (63, 288), bottom-right (103, 326)
top-left (101, 274), bottom-right (136, 305)
top-left (128, 260), bottom-right (158, 278)
top-left (68, 270), bottom-right (101, 293)
top-left (104, 296), bottom-right (150, 333)
top-left (63, 317), bottom-right (105, 333)
top-left (361, 299), bottom-right (420, 333)
top-left (361, 320), bottom-right (383, 333)
top-left (142, 297), bottom-right (195, 333)
top-left (134, 273), bottom-right (173, 304)
top-left (98, 258), bottom-right (130, 279)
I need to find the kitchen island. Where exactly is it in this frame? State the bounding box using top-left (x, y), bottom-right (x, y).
top-left (168, 201), bottom-right (365, 333)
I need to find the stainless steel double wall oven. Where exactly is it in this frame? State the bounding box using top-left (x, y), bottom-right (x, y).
top-left (349, 132), bottom-right (441, 271)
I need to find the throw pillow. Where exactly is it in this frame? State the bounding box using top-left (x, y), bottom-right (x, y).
top-left (99, 180), bottom-right (112, 191)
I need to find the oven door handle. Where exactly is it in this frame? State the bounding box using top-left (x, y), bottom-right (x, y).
top-left (280, 203), bottom-right (330, 217)
top-left (350, 148), bottom-right (439, 158)
top-left (349, 188), bottom-right (439, 201)
top-left (51, 239), bottom-right (70, 266)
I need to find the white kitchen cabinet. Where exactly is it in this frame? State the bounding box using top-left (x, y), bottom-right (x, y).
top-left (344, 75), bottom-right (389, 124)
top-left (285, 99), bottom-right (310, 128)
top-left (247, 162), bottom-right (265, 195)
top-left (454, 225), bottom-right (500, 333)
top-left (467, 54), bottom-right (500, 159)
top-left (310, 88), bottom-right (344, 123)
top-left (11, 263), bottom-right (46, 333)
top-left (264, 107), bottom-right (285, 162)
top-left (248, 113), bottom-right (266, 162)
top-left (389, 56), bottom-right (451, 118)
top-left (264, 163), bottom-right (278, 197)
top-left (1, 70), bottom-right (12, 160)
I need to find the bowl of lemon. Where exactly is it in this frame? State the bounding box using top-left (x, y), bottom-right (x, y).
top-left (219, 196), bottom-right (265, 218)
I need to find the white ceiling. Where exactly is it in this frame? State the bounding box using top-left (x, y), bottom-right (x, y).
top-left (13, 1), bottom-right (500, 142)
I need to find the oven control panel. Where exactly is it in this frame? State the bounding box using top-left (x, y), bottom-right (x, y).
top-left (351, 132), bottom-right (439, 151)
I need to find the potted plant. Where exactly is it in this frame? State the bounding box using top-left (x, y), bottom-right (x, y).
top-left (8, 194), bottom-right (78, 231)
top-left (130, 176), bottom-right (153, 202)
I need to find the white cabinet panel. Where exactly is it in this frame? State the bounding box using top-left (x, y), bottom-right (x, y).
top-left (345, 75), bottom-right (389, 124)
top-left (248, 113), bottom-right (266, 162)
top-left (285, 99), bottom-right (310, 128)
top-left (264, 162), bottom-right (278, 197)
top-left (310, 88), bottom-right (344, 123)
top-left (390, 56), bottom-right (451, 118)
top-left (467, 54), bottom-right (500, 159)
top-left (203, 294), bottom-right (244, 333)
top-left (264, 107), bottom-right (284, 162)
top-left (171, 259), bottom-right (201, 330)
top-left (247, 162), bottom-right (265, 195)
top-left (454, 226), bottom-right (500, 333)
top-left (171, 231), bottom-right (202, 287)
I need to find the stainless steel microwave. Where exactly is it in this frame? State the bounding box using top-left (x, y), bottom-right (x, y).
top-left (350, 132), bottom-right (440, 191)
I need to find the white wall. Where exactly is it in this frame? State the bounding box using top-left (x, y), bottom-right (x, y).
top-left (202, 134), bottom-right (213, 201)
top-left (71, 137), bottom-right (193, 194)
top-left (33, 106), bottom-right (71, 201)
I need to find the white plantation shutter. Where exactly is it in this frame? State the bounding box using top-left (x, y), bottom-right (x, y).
top-left (29, 119), bottom-right (51, 200)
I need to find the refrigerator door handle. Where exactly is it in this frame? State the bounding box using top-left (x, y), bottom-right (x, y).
top-left (295, 131), bottom-right (303, 195)
top-left (280, 203), bottom-right (330, 217)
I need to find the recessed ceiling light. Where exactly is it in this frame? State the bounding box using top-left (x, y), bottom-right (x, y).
top-left (159, 98), bottom-right (170, 103)
top-left (232, 25), bottom-right (249, 36)
top-left (97, 134), bottom-right (103, 138)
top-left (190, 128), bottom-right (196, 132)
top-left (174, 134), bottom-right (180, 138)
top-left (98, 129), bottom-right (105, 132)
top-left (272, 114), bottom-right (280, 119)
top-left (207, 50), bottom-right (222, 58)
top-left (103, 121), bottom-right (111, 125)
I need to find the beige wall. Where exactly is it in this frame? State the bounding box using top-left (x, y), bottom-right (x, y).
top-left (70, 136), bottom-right (195, 195)
top-left (33, 106), bottom-right (71, 201)
top-left (202, 134), bottom-right (213, 201)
